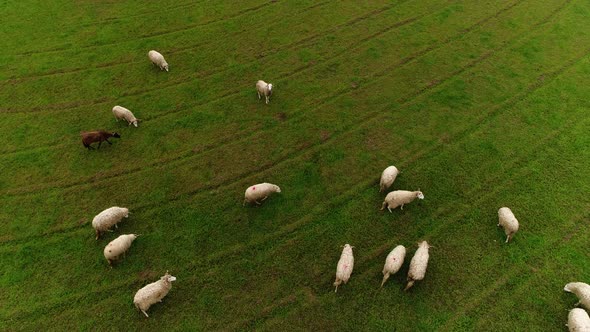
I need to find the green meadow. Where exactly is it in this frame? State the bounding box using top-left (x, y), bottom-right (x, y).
top-left (1, 0), bottom-right (589, 330)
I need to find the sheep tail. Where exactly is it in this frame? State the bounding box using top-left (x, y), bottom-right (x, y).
top-left (381, 273), bottom-right (390, 287)
top-left (404, 280), bottom-right (415, 291)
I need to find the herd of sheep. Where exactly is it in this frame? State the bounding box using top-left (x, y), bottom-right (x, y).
top-left (79, 50), bottom-right (589, 330)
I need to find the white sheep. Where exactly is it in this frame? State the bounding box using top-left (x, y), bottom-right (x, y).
top-left (103, 234), bottom-right (138, 266)
top-left (497, 207), bottom-right (519, 243)
top-left (568, 308), bottom-right (590, 332)
top-left (565, 282), bottom-right (590, 310)
top-left (148, 50), bottom-right (169, 72)
top-left (379, 166), bottom-right (399, 193)
top-left (405, 241), bottom-right (430, 291)
top-left (381, 190), bottom-right (424, 212)
top-left (256, 80), bottom-right (273, 104)
top-left (381, 245), bottom-right (406, 287)
top-left (334, 244), bottom-right (354, 292)
top-left (112, 105), bottom-right (139, 127)
top-left (134, 271), bottom-right (176, 318)
top-left (92, 206), bottom-right (129, 240)
top-left (243, 183), bottom-right (281, 206)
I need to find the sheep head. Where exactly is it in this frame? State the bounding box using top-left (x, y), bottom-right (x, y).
top-left (416, 191), bottom-right (424, 199)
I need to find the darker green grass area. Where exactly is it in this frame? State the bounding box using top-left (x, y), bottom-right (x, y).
top-left (1, 0), bottom-right (589, 330)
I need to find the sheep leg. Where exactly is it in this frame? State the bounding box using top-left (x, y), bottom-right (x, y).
top-left (255, 200), bottom-right (261, 205)
top-left (105, 139), bottom-right (112, 145)
top-left (95, 229), bottom-right (100, 240)
top-left (400, 204), bottom-right (404, 210)
top-left (243, 199), bottom-right (247, 206)
top-left (141, 310), bottom-right (149, 318)
top-left (575, 301), bottom-right (581, 307)
top-left (261, 196), bottom-right (268, 201)
top-left (505, 235), bottom-right (510, 243)
top-left (265, 96), bottom-right (269, 104)
top-left (97, 141), bottom-right (102, 149)
top-left (388, 206), bottom-right (392, 213)
top-left (257, 92), bottom-right (261, 99)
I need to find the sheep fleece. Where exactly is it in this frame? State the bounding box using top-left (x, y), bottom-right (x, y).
top-left (244, 183), bottom-right (280, 203)
top-left (134, 275), bottom-right (174, 314)
top-left (568, 308), bottom-right (590, 332)
top-left (408, 241), bottom-right (430, 282)
top-left (383, 190), bottom-right (421, 210)
top-left (92, 207), bottom-right (129, 231)
top-left (112, 106), bottom-right (137, 125)
top-left (334, 245), bottom-right (354, 291)
top-left (565, 282), bottom-right (590, 310)
top-left (498, 207), bottom-right (519, 239)
top-left (104, 234), bottom-right (137, 261)
top-left (380, 166), bottom-right (399, 192)
top-left (381, 245), bottom-right (406, 286)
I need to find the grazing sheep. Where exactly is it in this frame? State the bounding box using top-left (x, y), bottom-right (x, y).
top-left (92, 206), bottom-right (129, 240)
top-left (334, 244), bottom-right (354, 292)
top-left (405, 241), bottom-right (430, 291)
top-left (243, 183), bottom-right (281, 206)
top-left (381, 190), bottom-right (424, 212)
top-left (567, 308), bottom-right (590, 332)
top-left (256, 80), bottom-right (273, 104)
top-left (81, 131), bottom-right (120, 150)
top-left (379, 166), bottom-right (400, 193)
top-left (565, 282), bottom-right (590, 310)
top-left (497, 207), bottom-right (519, 243)
top-left (134, 271), bottom-right (176, 318)
top-left (103, 234), bottom-right (138, 266)
top-left (148, 50), bottom-right (169, 72)
top-left (381, 245), bottom-right (406, 287)
top-left (112, 105), bottom-right (139, 127)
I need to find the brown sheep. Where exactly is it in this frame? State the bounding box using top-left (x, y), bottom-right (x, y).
top-left (81, 131), bottom-right (120, 150)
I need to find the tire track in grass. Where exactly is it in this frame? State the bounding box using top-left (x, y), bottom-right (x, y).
top-left (437, 211), bottom-right (590, 331)
top-left (0, 0), bottom-right (415, 110)
top-left (77, 3), bottom-right (589, 204)
top-left (7, 0), bottom-right (409, 84)
top-left (6, 0), bottom-right (203, 30)
top-left (0, 0), bottom-right (525, 151)
top-left (2, 114), bottom-right (585, 323)
top-left (3, 1), bottom-right (332, 83)
top-left (0, 2), bottom-right (576, 249)
top-left (0, 4), bottom-right (441, 163)
top-left (203, 111), bottom-right (587, 269)
top-left (2, 75), bottom-right (586, 326)
top-left (0, 0), bottom-right (572, 240)
top-left (2, 3), bottom-right (585, 325)
top-left (250, 127), bottom-right (590, 328)
top-left (0, 0), bottom-right (528, 189)
top-left (1, 56), bottom-right (583, 252)
top-left (14, 1), bottom-right (274, 56)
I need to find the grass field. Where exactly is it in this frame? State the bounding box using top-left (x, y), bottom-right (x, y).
top-left (1, 0), bottom-right (589, 330)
